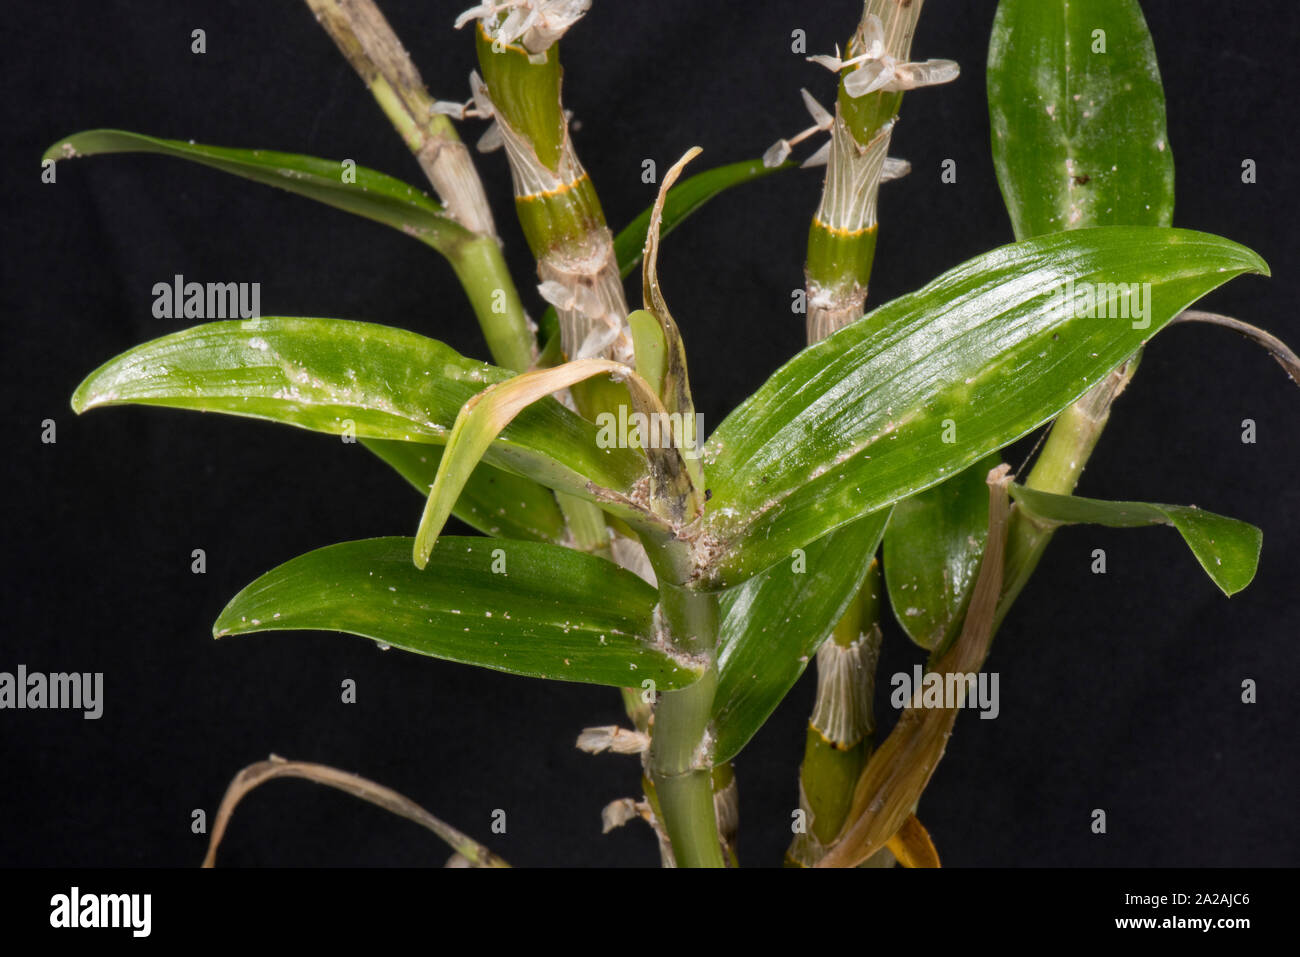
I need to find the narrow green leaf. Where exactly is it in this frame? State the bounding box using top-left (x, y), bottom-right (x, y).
top-left (214, 537), bottom-right (702, 689)
top-left (360, 439), bottom-right (567, 545)
top-left (42, 130), bottom-right (472, 254)
top-left (711, 512), bottom-right (888, 765)
top-left (614, 157), bottom-right (794, 279)
top-left (71, 317), bottom-right (645, 500)
top-left (1009, 485), bottom-right (1261, 596)
top-left (988, 0), bottom-right (1174, 239)
top-left (883, 453), bottom-right (1000, 651)
top-left (702, 227), bottom-right (1268, 585)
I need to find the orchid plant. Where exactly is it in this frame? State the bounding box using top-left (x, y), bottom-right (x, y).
top-left (46, 0), bottom-right (1296, 867)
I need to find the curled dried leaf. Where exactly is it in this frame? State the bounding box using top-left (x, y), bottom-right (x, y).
top-left (1173, 310), bottom-right (1300, 385)
top-left (203, 755), bottom-right (508, 868)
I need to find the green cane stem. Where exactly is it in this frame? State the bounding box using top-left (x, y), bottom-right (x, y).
top-left (473, 12), bottom-right (732, 866)
top-left (790, 0), bottom-right (932, 867)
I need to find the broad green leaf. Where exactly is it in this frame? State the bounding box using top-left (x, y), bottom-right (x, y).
top-left (702, 227), bottom-right (1267, 585)
top-left (988, 0), bottom-right (1174, 239)
top-left (1009, 485), bottom-right (1260, 596)
top-left (72, 318), bottom-right (646, 501)
top-left (888, 0), bottom-right (1175, 651)
top-left (42, 130), bottom-right (471, 254)
top-left (413, 358), bottom-right (688, 567)
top-left (539, 156), bottom-right (793, 345)
top-left (214, 537), bottom-right (702, 688)
top-left (711, 512), bottom-right (888, 765)
top-left (361, 439), bottom-right (567, 544)
top-left (883, 453), bottom-right (1000, 651)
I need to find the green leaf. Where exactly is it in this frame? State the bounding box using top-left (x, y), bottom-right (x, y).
top-left (214, 537), bottom-right (702, 688)
top-left (892, 0), bottom-right (1175, 652)
top-left (72, 317), bottom-right (645, 501)
top-left (1009, 485), bottom-right (1261, 596)
top-left (413, 358), bottom-right (685, 567)
top-left (711, 512), bottom-right (888, 765)
top-left (988, 0), bottom-right (1174, 239)
top-left (42, 130), bottom-right (472, 254)
top-left (361, 439), bottom-right (567, 544)
top-left (702, 227), bottom-right (1268, 585)
top-left (539, 157), bottom-right (793, 346)
top-left (628, 310), bottom-right (668, 397)
top-left (883, 453), bottom-right (1000, 651)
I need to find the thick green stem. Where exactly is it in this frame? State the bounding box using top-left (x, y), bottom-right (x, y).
top-left (651, 683), bottom-right (724, 867)
top-left (654, 767), bottom-right (722, 868)
top-left (641, 539), bottom-right (726, 868)
top-left (471, 6), bottom-right (724, 866)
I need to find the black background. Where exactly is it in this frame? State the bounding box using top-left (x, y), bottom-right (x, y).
top-left (2, 0), bottom-right (1296, 868)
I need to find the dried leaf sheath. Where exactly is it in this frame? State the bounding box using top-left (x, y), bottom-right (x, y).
top-left (786, 598), bottom-right (883, 867)
top-left (639, 147), bottom-right (705, 491)
top-left (306, 0), bottom-right (537, 372)
top-left (306, 0), bottom-right (496, 236)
